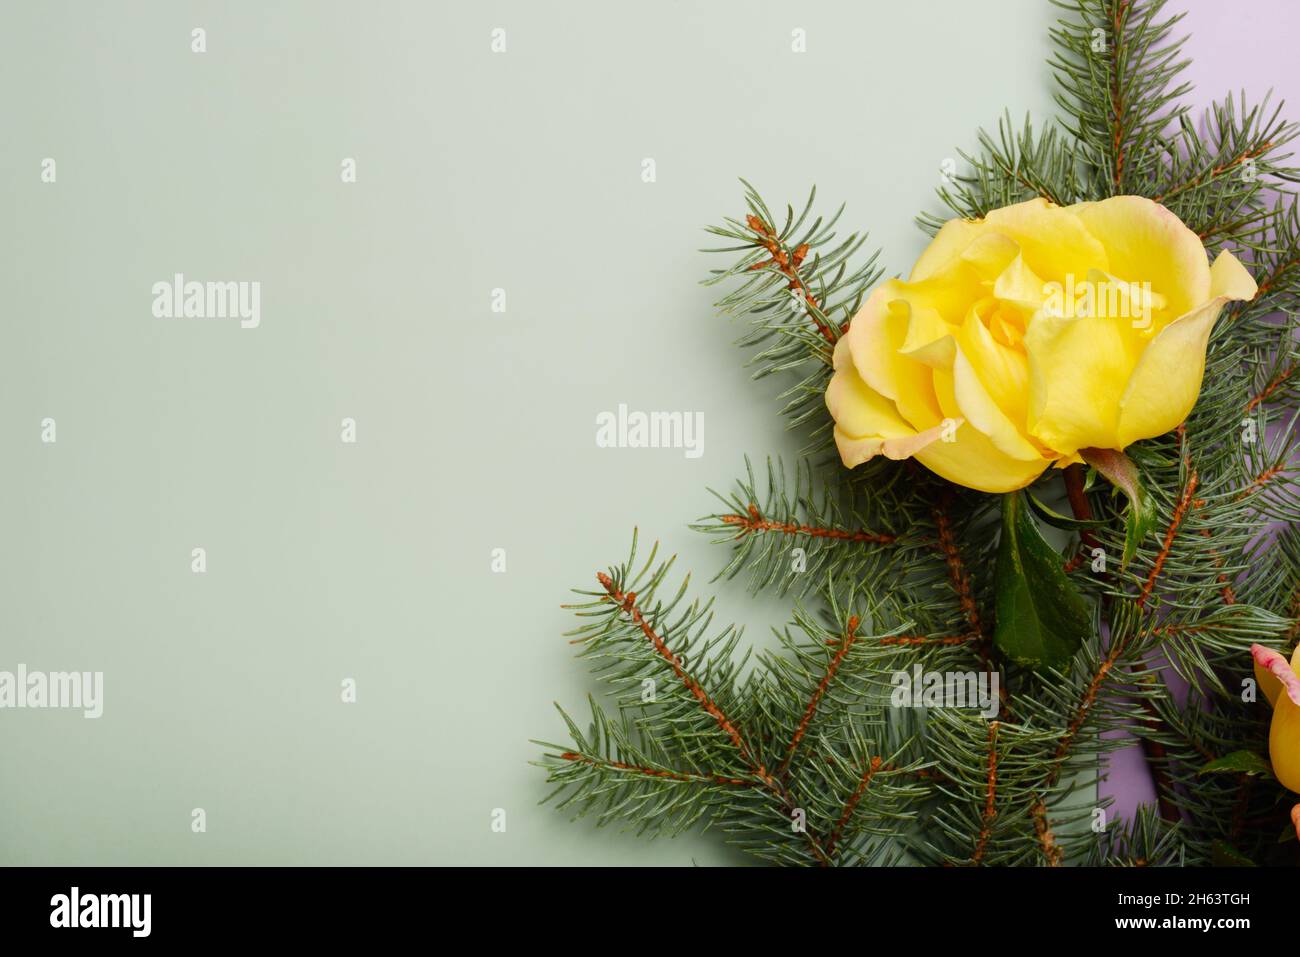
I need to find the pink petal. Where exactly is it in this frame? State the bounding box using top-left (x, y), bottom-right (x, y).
top-left (1251, 643), bottom-right (1300, 707)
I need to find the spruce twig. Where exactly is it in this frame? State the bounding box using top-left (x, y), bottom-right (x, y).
top-left (539, 0), bottom-right (1300, 866)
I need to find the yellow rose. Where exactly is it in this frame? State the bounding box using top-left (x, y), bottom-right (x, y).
top-left (826, 197), bottom-right (1258, 492)
top-left (1251, 643), bottom-right (1300, 793)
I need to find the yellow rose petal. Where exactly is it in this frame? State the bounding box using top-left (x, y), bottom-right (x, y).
top-left (826, 195), bottom-right (1254, 493)
top-left (958, 232), bottom-right (1021, 282)
top-left (1210, 248), bottom-right (1258, 301)
top-left (912, 417), bottom-right (1049, 493)
top-left (1114, 297), bottom-right (1226, 448)
top-left (844, 283), bottom-right (905, 399)
top-left (982, 198), bottom-right (1109, 282)
top-left (953, 347), bottom-right (1043, 461)
top-left (992, 254), bottom-right (1048, 309)
top-left (1074, 195), bottom-right (1212, 319)
top-left (910, 218), bottom-right (987, 282)
top-left (846, 291), bottom-right (946, 430)
top-left (827, 338), bottom-right (933, 468)
top-left (827, 339), bottom-right (914, 439)
top-left (1025, 313), bottom-right (1141, 454)
top-left (958, 307), bottom-right (1031, 425)
top-left (898, 302), bottom-right (957, 369)
top-left (1271, 695), bottom-right (1300, 792)
top-left (903, 263), bottom-right (988, 322)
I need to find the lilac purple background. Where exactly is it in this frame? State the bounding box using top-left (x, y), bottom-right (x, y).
top-left (1099, 0), bottom-right (1300, 822)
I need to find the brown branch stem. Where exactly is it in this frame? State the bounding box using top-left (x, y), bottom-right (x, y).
top-left (595, 572), bottom-right (833, 864)
top-left (720, 503), bottom-right (895, 544)
top-left (1060, 465), bottom-right (1180, 824)
top-left (745, 214), bottom-right (839, 345)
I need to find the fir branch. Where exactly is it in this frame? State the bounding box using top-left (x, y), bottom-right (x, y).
top-left (544, 0), bottom-right (1300, 866)
top-left (1137, 467), bottom-right (1199, 610)
top-left (1049, 0), bottom-right (1193, 195)
top-left (1032, 798), bottom-right (1066, 866)
top-left (692, 457), bottom-right (900, 597)
top-left (933, 501), bottom-right (985, 639)
top-left (824, 755), bottom-right (884, 860)
top-left (556, 750), bottom-right (751, 789)
top-left (703, 182), bottom-right (884, 437)
top-left (588, 566), bottom-right (833, 866)
top-left (742, 213), bottom-right (837, 346)
top-left (921, 113), bottom-right (1082, 232)
top-left (1155, 94), bottom-right (1299, 247)
top-left (1087, 805), bottom-right (1192, 865)
top-left (779, 615), bottom-right (861, 777)
top-left (719, 504), bottom-right (895, 545)
top-left (970, 721), bottom-right (1001, 866)
top-left (1245, 362), bottom-right (1296, 415)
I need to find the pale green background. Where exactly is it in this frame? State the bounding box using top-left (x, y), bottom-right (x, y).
top-left (0, 0), bottom-right (1054, 865)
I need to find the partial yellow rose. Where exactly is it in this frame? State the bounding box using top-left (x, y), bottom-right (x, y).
top-left (826, 197), bottom-right (1258, 492)
top-left (1251, 643), bottom-right (1300, 793)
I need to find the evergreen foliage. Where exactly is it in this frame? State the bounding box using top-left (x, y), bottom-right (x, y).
top-left (536, 0), bottom-right (1299, 865)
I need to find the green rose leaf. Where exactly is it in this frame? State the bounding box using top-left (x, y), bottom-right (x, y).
top-left (1198, 750), bottom-right (1275, 779)
top-left (1079, 447), bottom-right (1157, 569)
top-left (993, 492), bottom-right (1094, 669)
top-left (1026, 490), bottom-right (1107, 531)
